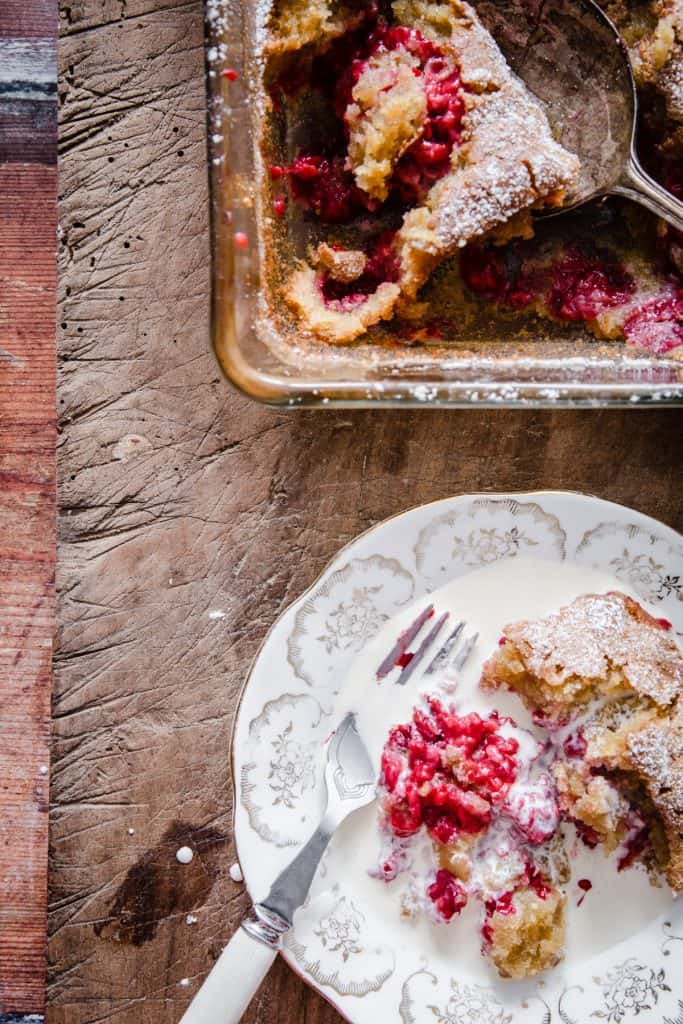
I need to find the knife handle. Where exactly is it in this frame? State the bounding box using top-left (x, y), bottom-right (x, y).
top-left (179, 926), bottom-right (277, 1024)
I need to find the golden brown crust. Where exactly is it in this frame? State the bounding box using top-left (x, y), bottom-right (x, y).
top-left (315, 243), bottom-right (368, 282)
top-left (265, 0), bottom-right (369, 61)
top-left (552, 760), bottom-right (630, 851)
top-left (284, 262), bottom-right (401, 344)
top-left (584, 699), bottom-right (664, 770)
top-left (481, 591), bottom-right (683, 719)
top-left (627, 704), bottom-right (683, 891)
top-left (346, 48), bottom-right (428, 201)
top-left (481, 590), bottom-right (683, 892)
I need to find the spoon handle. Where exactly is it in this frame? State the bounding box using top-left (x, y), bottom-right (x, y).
top-left (613, 154), bottom-right (683, 233)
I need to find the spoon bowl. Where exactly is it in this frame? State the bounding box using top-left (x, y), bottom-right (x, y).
top-left (476, 0), bottom-right (683, 230)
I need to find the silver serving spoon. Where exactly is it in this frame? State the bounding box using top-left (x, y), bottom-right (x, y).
top-left (476, 0), bottom-right (683, 230)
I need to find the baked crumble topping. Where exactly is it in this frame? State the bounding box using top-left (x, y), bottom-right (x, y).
top-left (481, 591), bottom-right (682, 719)
top-left (265, 0), bottom-right (579, 344)
top-left (482, 590), bottom-right (683, 893)
top-left (377, 698), bottom-right (568, 977)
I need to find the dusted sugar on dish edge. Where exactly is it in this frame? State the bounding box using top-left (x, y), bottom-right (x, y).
top-left (265, 0), bottom-right (580, 343)
top-left (372, 589), bottom-right (682, 979)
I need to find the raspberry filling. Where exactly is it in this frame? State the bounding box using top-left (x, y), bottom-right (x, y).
top-left (320, 232), bottom-right (400, 310)
top-left (460, 243), bottom-right (539, 309)
top-left (504, 772), bottom-right (559, 844)
top-left (481, 866), bottom-right (550, 943)
top-left (285, 154), bottom-right (377, 223)
top-left (462, 242), bottom-right (649, 331)
top-left (622, 290), bottom-right (683, 354)
top-left (562, 728), bottom-right (587, 759)
top-left (548, 246), bottom-right (636, 321)
top-left (338, 24), bottom-right (466, 203)
top-left (428, 868), bottom-right (469, 920)
top-left (284, 21), bottom-right (467, 224)
top-left (380, 702), bottom-right (519, 844)
top-left (617, 824), bottom-right (650, 871)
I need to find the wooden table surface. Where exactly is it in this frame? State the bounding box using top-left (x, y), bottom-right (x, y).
top-left (54, 2), bottom-right (683, 1022)
top-left (0, 0), bottom-right (56, 1017)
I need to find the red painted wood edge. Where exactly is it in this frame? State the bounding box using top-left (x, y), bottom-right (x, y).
top-left (0, 0), bottom-right (57, 1013)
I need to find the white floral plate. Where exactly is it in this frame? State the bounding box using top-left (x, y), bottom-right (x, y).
top-left (231, 492), bottom-right (683, 1024)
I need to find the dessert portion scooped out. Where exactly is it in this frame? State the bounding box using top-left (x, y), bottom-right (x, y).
top-left (265, 0), bottom-right (580, 343)
top-left (369, 586), bottom-right (682, 980)
top-left (378, 700), bottom-right (567, 978)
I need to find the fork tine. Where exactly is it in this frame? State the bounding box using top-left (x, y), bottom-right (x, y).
top-left (451, 631), bottom-right (478, 671)
top-left (396, 611), bottom-right (449, 686)
top-left (376, 604), bottom-right (434, 679)
top-left (425, 620), bottom-right (465, 675)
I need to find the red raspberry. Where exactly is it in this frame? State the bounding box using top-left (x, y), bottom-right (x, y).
top-left (427, 869), bottom-right (468, 920)
top-left (563, 729), bottom-right (587, 759)
top-left (381, 749), bottom-right (405, 792)
top-left (389, 780), bottom-right (422, 837)
top-left (548, 246), bottom-right (635, 322)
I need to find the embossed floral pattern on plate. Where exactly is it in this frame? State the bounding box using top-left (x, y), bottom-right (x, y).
top-left (575, 521), bottom-right (683, 617)
top-left (399, 969), bottom-right (513, 1024)
top-left (240, 693), bottom-right (329, 847)
top-left (285, 886), bottom-right (395, 997)
top-left (287, 554), bottom-right (415, 688)
top-left (414, 499), bottom-right (566, 586)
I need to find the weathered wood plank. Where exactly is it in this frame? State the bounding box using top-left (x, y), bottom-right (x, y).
top-left (0, 2), bottom-right (55, 39)
top-left (53, 1), bottom-right (683, 1022)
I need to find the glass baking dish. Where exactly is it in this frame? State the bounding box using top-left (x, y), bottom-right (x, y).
top-left (204, 0), bottom-right (683, 408)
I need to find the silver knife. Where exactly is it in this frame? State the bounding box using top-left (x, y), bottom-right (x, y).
top-left (179, 713), bottom-right (375, 1024)
top-left (180, 611), bottom-right (475, 1023)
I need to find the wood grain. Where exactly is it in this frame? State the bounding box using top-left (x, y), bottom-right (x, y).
top-left (0, 67), bottom-right (56, 1024)
top-left (54, 1), bottom-right (683, 1022)
top-left (0, 1), bottom-right (56, 1016)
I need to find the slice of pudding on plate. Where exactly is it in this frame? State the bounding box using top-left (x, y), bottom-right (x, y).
top-left (482, 590), bottom-right (683, 892)
top-left (280, 0), bottom-right (580, 342)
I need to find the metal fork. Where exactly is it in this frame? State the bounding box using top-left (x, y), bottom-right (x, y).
top-left (180, 608), bottom-right (476, 1024)
top-left (179, 714), bottom-right (375, 1024)
top-left (376, 604), bottom-right (478, 687)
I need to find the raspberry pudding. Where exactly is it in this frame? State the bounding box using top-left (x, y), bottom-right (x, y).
top-left (377, 699), bottom-right (568, 977)
top-left (483, 592), bottom-right (683, 891)
top-left (259, 0), bottom-right (683, 358)
top-left (265, 0), bottom-right (579, 343)
top-left (330, 558), bottom-right (681, 982)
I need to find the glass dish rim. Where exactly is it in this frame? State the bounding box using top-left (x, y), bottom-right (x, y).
top-left (203, 0), bottom-right (683, 409)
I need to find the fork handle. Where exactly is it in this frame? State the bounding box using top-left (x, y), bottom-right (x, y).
top-left (614, 153), bottom-right (683, 233)
top-left (179, 926), bottom-right (277, 1024)
top-left (260, 818), bottom-right (333, 925)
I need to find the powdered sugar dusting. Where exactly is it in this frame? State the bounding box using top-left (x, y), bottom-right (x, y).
top-left (506, 592), bottom-right (683, 707)
top-left (435, 81), bottom-right (580, 249)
